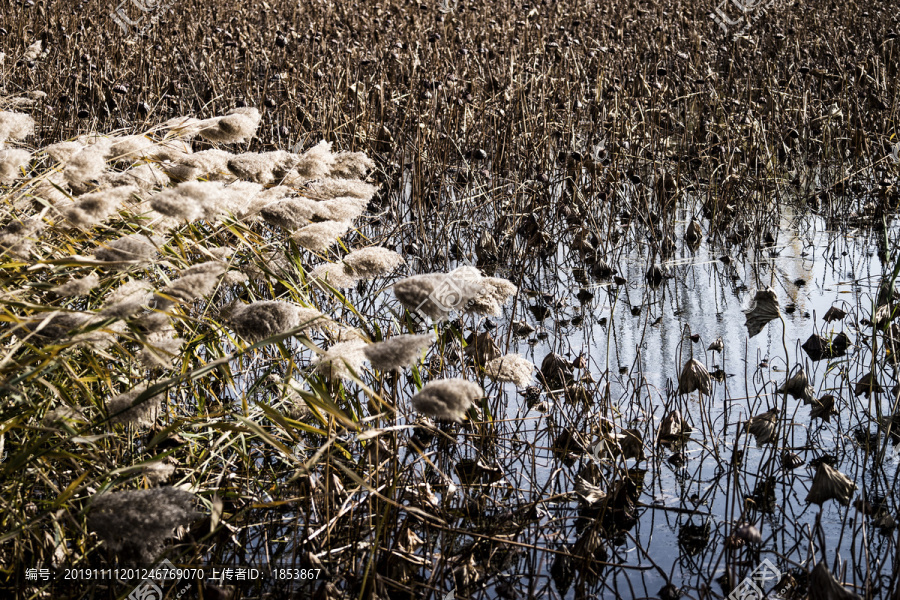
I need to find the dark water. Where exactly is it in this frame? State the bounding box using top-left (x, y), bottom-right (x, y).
top-left (479, 206), bottom-right (898, 598)
top-left (193, 186), bottom-right (898, 598)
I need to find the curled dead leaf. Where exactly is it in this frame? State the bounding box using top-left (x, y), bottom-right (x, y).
top-left (806, 462), bottom-right (856, 506)
top-left (677, 359), bottom-right (711, 395)
top-left (744, 288), bottom-right (781, 338)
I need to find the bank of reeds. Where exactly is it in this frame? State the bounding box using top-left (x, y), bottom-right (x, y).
top-left (1, 0), bottom-right (900, 598)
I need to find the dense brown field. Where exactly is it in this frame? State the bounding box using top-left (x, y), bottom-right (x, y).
top-left (1, 0), bottom-right (899, 598)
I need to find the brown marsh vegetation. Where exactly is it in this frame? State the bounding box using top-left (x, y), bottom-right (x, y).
top-left (1, 0), bottom-right (900, 598)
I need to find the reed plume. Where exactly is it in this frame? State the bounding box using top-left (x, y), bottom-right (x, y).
top-left (154, 261), bottom-right (227, 308)
top-left (52, 273), bottom-right (100, 298)
top-left (93, 233), bottom-right (163, 266)
top-left (103, 163), bottom-right (170, 191)
top-left (64, 139), bottom-right (111, 192)
top-left (227, 150), bottom-right (296, 184)
top-left (329, 151), bottom-right (375, 179)
top-left (87, 487), bottom-right (199, 563)
top-left (106, 384), bottom-right (163, 427)
top-left (227, 301), bottom-right (326, 342)
top-left (62, 185), bottom-right (138, 228)
top-left (292, 220), bottom-right (352, 252)
top-left (363, 334), bottom-right (434, 371)
top-left (44, 140), bottom-right (84, 163)
top-left (0, 148), bottom-right (31, 183)
top-left (343, 246), bottom-right (405, 278)
top-left (308, 178), bottom-right (378, 201)
top-left (197, 107), bottom-right (261, 143)
top-left (315, 339), bottom-right (368, 379)
top-left (166, 149), bottom-right (236, 182)
top-left (0, 110), bottom-right (34, 143)
top-left (292, 140), bottom-right (335, 179)
top-left (484, 354), bottom-right (534, 387)
top-left (410, 379), bottom-right (482, 422)
top-left (259, 197), bottom-right (317, 230)
top-left (109, 135), bottom-right (155, 163)
top-left (139, 327), bottom-right (183, 369)
top-left (99, 280), bottom-right (153, 318)
top-left (310, 262), bottom-right (359, 288)
top-left (0, 216), bottom-right (44, 257)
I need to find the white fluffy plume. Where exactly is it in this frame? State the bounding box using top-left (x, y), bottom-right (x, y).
top-left (292, 220), bottom-right (352, 252)
top-left (197, 107), bottom-right (261, 143)
top-left (410, 379), bottom-right (482, 422)
top-left (484, 354), bottom-right (534, 387)
top-left (0, 111), bottom-right (34, 143)
top-left (0, 148), bottom-right (31, 184)
top-left (62, 186), bottom-right (139, 228)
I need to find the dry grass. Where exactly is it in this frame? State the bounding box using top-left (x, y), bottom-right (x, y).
top-left (1, 0), bottom-right (899, 599)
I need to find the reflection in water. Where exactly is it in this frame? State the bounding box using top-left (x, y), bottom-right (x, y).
top-left (480, 209), bottom-right (897, 597)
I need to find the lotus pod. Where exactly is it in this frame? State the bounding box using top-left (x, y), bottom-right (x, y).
top-left (873, 512), bottom-right (897, 530)
top-left (453, 458), bottom-right (503, 486)
top-left (572, 523), bottom-right (609, 582)
top-left (806, 463), bottom-right (856, 506)
top-left (734, 522), bottom-right (761, 545)
top-left (831, 331), bottom-right (851, 356)
top-left (552, 428), bottom-right (589, 457)
top-left (591, 428), bottom-right (645, 462)
top-left (678, 520), bottom-right (711, 556)
top-left (618, 428), bottom-right (645, 461)
top-left (564, 384), bottom-right (592, 405)
top-left (879, 414), bottom-right (900, 445)
top-left (646, 264), bottom-right (665, 286)
top-left (590, 257), bottom-right (613, 280)
top-left (573, 478), bottom-right (607, 505)
top-left (677, 359), bottom-right (711, 395)
top-left (873, 304), bottom-right (893, 328)
top-left (464, 330), bottom-right (501, 369)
